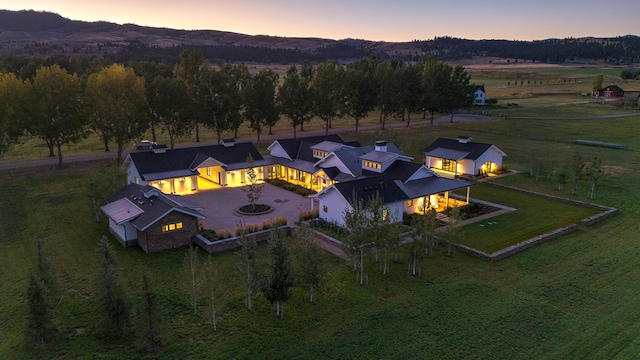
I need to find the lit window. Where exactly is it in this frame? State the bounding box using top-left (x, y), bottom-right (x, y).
top-left (407, 200), bottom-right (413, 206)
top-left (383, 209), bottom-right (389, 221)
top-left (162, 222), bottom-right (184, 232)
top-left (323, 205), bottom-right (328, 213)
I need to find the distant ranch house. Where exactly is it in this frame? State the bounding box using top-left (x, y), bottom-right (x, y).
top-left (597, 84), bottom-right (625, 98)
top-left (101, 184), bottom-right (205, 253)
top-left (424, 136), bottom-right (506, 177)
top-left (474, 84), bottom-right (490, 106)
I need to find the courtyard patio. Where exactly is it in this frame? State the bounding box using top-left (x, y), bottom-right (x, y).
top-left (183, 182), bottom-right (312, 234)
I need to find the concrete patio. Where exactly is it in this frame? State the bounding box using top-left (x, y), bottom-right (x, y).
top-left (183, 183), bottom-right (312, 234)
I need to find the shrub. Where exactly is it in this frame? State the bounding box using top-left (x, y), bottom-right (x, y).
top-left (299, 209), bottom-right (319, 221)
top-left (218, 230), bottom-right (232, 239)
top-left (271, 216), bottom-right (287, 228)
top-left (261, 219), bottom-right (273, 230)
top-left (236, 223), bottom-right (261, 236)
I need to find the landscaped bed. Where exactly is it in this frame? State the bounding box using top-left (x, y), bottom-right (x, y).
top-left (453, 183), bottom-right (601, 253)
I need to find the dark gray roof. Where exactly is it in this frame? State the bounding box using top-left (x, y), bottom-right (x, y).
top-left (333, 175), bottom-right (409, 207)
top-left (425, 148), bottom-right (470, 161)
top-left (398, 177), bottom-right (472, 199)
top-left (128, 142), bottom-right (263, 180)
top-left (361, 161), bottom-right (424, 183)
top-left (273, 134), bottom-right (345, 160)
top-left (103, 184), bottom-right (204, 231)
top-left (423, 138), bottom-right (496, 161)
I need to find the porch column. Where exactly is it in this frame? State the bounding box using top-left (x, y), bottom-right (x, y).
top-left (445, 192), bottom-right (449, 208)
top-left (466, 186), bottom-right (470, 204)
top-left (310, 197), bottom-right (314, 210)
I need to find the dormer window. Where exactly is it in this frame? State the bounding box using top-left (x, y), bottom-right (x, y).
top-left (363, 161), bottom-right (381, 170)
top-left (313, 150), bottom-right (327, 158)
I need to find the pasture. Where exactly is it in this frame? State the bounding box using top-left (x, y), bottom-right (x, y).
top-left (2, 65), bottom-right (640, 358)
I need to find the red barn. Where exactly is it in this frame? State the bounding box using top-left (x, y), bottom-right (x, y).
top-left (598, 84), bottom-right (625, 98)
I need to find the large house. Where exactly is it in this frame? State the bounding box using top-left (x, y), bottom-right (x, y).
top-left (122, 135), bottom-right (473, 232)
top-left (424, 136), bottom-right (506, 177)
top-left (597, 84), bottom-right (624, 98)
top-left (101, 184), bottom-right (205, 252)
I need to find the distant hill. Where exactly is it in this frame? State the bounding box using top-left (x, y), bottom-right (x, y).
top-left (1, 10), bottom-right (638, 65)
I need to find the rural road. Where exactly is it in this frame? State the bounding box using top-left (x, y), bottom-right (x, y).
top-left (0, 113), bottom-right (491, 170)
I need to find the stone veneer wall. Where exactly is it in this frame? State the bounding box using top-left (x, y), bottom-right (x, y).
top-left (454, 182), bottom-right (618, 262)
top-left (137, 212), bottom-right (199, 253)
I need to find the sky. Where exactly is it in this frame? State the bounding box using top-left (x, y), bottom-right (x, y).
top-left (3, 0), bottom-right (639, 42)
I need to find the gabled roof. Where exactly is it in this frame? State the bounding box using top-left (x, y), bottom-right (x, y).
top-left (332, 175), bottom-right (409, 207)
top-left (270, 134), bottom-right (345, 160)
top-left (128, 142), bottom-right (263, 180)
top-left (603, 84), bottom-right (624, 93)
top-left (475, 84), bottom-right (485, 93)
top-left (398, 177), bottom-right (472, 199)
top-left (361, 161), bottom-right (425, 183)
top-left (424, 138), bottom-right (504, 161)
top-left (102, 184), bottom-right (204, 231)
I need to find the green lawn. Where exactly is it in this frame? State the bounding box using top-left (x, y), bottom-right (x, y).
top-left (454, 183), bottom-right (600, 253)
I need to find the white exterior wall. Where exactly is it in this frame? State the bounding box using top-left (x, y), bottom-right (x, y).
top-left (109, 219), bottom-right (137, 241)
top-left (475, 149), bottom-right (504, 173)
top-left (318, 188), bottom-right (351, 226)
top-left (474, 89), bottom-right (486, 105)
top-left (319, 154), bottom-right (352, 175)
top-left (458, 159), bottom-right (475, 175)
top-left (268, 143), bottom-right (291, 159)
top-left (127, 163), bottom-right (144, 185)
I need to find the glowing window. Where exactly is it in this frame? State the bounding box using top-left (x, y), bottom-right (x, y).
top-left (407, 200), bottom-right (413, 206)
top-left (162, 222), bottom-right (184, 232)
top-left (323, 205), bottom-right (328, 213)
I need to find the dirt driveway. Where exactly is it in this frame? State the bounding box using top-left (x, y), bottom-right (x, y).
top-left (184, 183), bottom-right (312, 233)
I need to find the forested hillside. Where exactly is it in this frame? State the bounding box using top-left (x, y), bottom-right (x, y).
top-left (0, 10), bottom-right (638, 64)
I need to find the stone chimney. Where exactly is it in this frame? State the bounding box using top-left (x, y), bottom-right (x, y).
top-left (375, 140), bottom-right (387, 152)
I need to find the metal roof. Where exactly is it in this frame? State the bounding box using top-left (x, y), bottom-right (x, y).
top-left (425, 147), bottom-right (470, 161)
top-left (143, 169), bottom-right (199, 181)
top-left (360, 150), bottom-right (400, 164)
top-left (100, 198), bottom-right (144, 225)
top-left (398, 177), bottom-right (472, 199)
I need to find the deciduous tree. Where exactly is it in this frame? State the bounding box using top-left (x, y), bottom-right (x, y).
top-left (0, 72), bottom-right (26, 158)
top-left (243, 69), bottom-right (279, 143)
top-left (27, 65), bottom-right (87, 167)
top-left (341, 58), bottom-right (379, 132)
top-left (238, 231), bottom-right (257, 311)
top-left (292, 225), bottom-right (325, 303)
top-left (312, 60), bottom-right (343, 135)
top-left (278, 66), bottom-right (313, 138)
top-left (85, 64), bottom-right (148, 162)
top-left (148, 76), bottom-right (192, 149)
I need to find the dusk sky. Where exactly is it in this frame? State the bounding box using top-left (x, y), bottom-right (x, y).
top-left (4, 1), bottom-right (639, 42)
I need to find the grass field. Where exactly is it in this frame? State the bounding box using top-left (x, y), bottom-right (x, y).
top-left (2, 66), bottom-right (640, 359)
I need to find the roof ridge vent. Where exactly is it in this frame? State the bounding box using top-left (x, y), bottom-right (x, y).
top-left (457, 136), bottom-right (472, 144)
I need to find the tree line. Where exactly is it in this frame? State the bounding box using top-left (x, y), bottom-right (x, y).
top-left (413, 36), bottom-right (640, 64)
top-left (0, 52), bottom-right (475, 165)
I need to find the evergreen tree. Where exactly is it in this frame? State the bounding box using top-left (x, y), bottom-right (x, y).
top-left (25, 239), bottom-right (58, 345)
top-left (95, 236), bottom-right (131, 340)
top-left (139, 272), bottom-right (161, 354)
